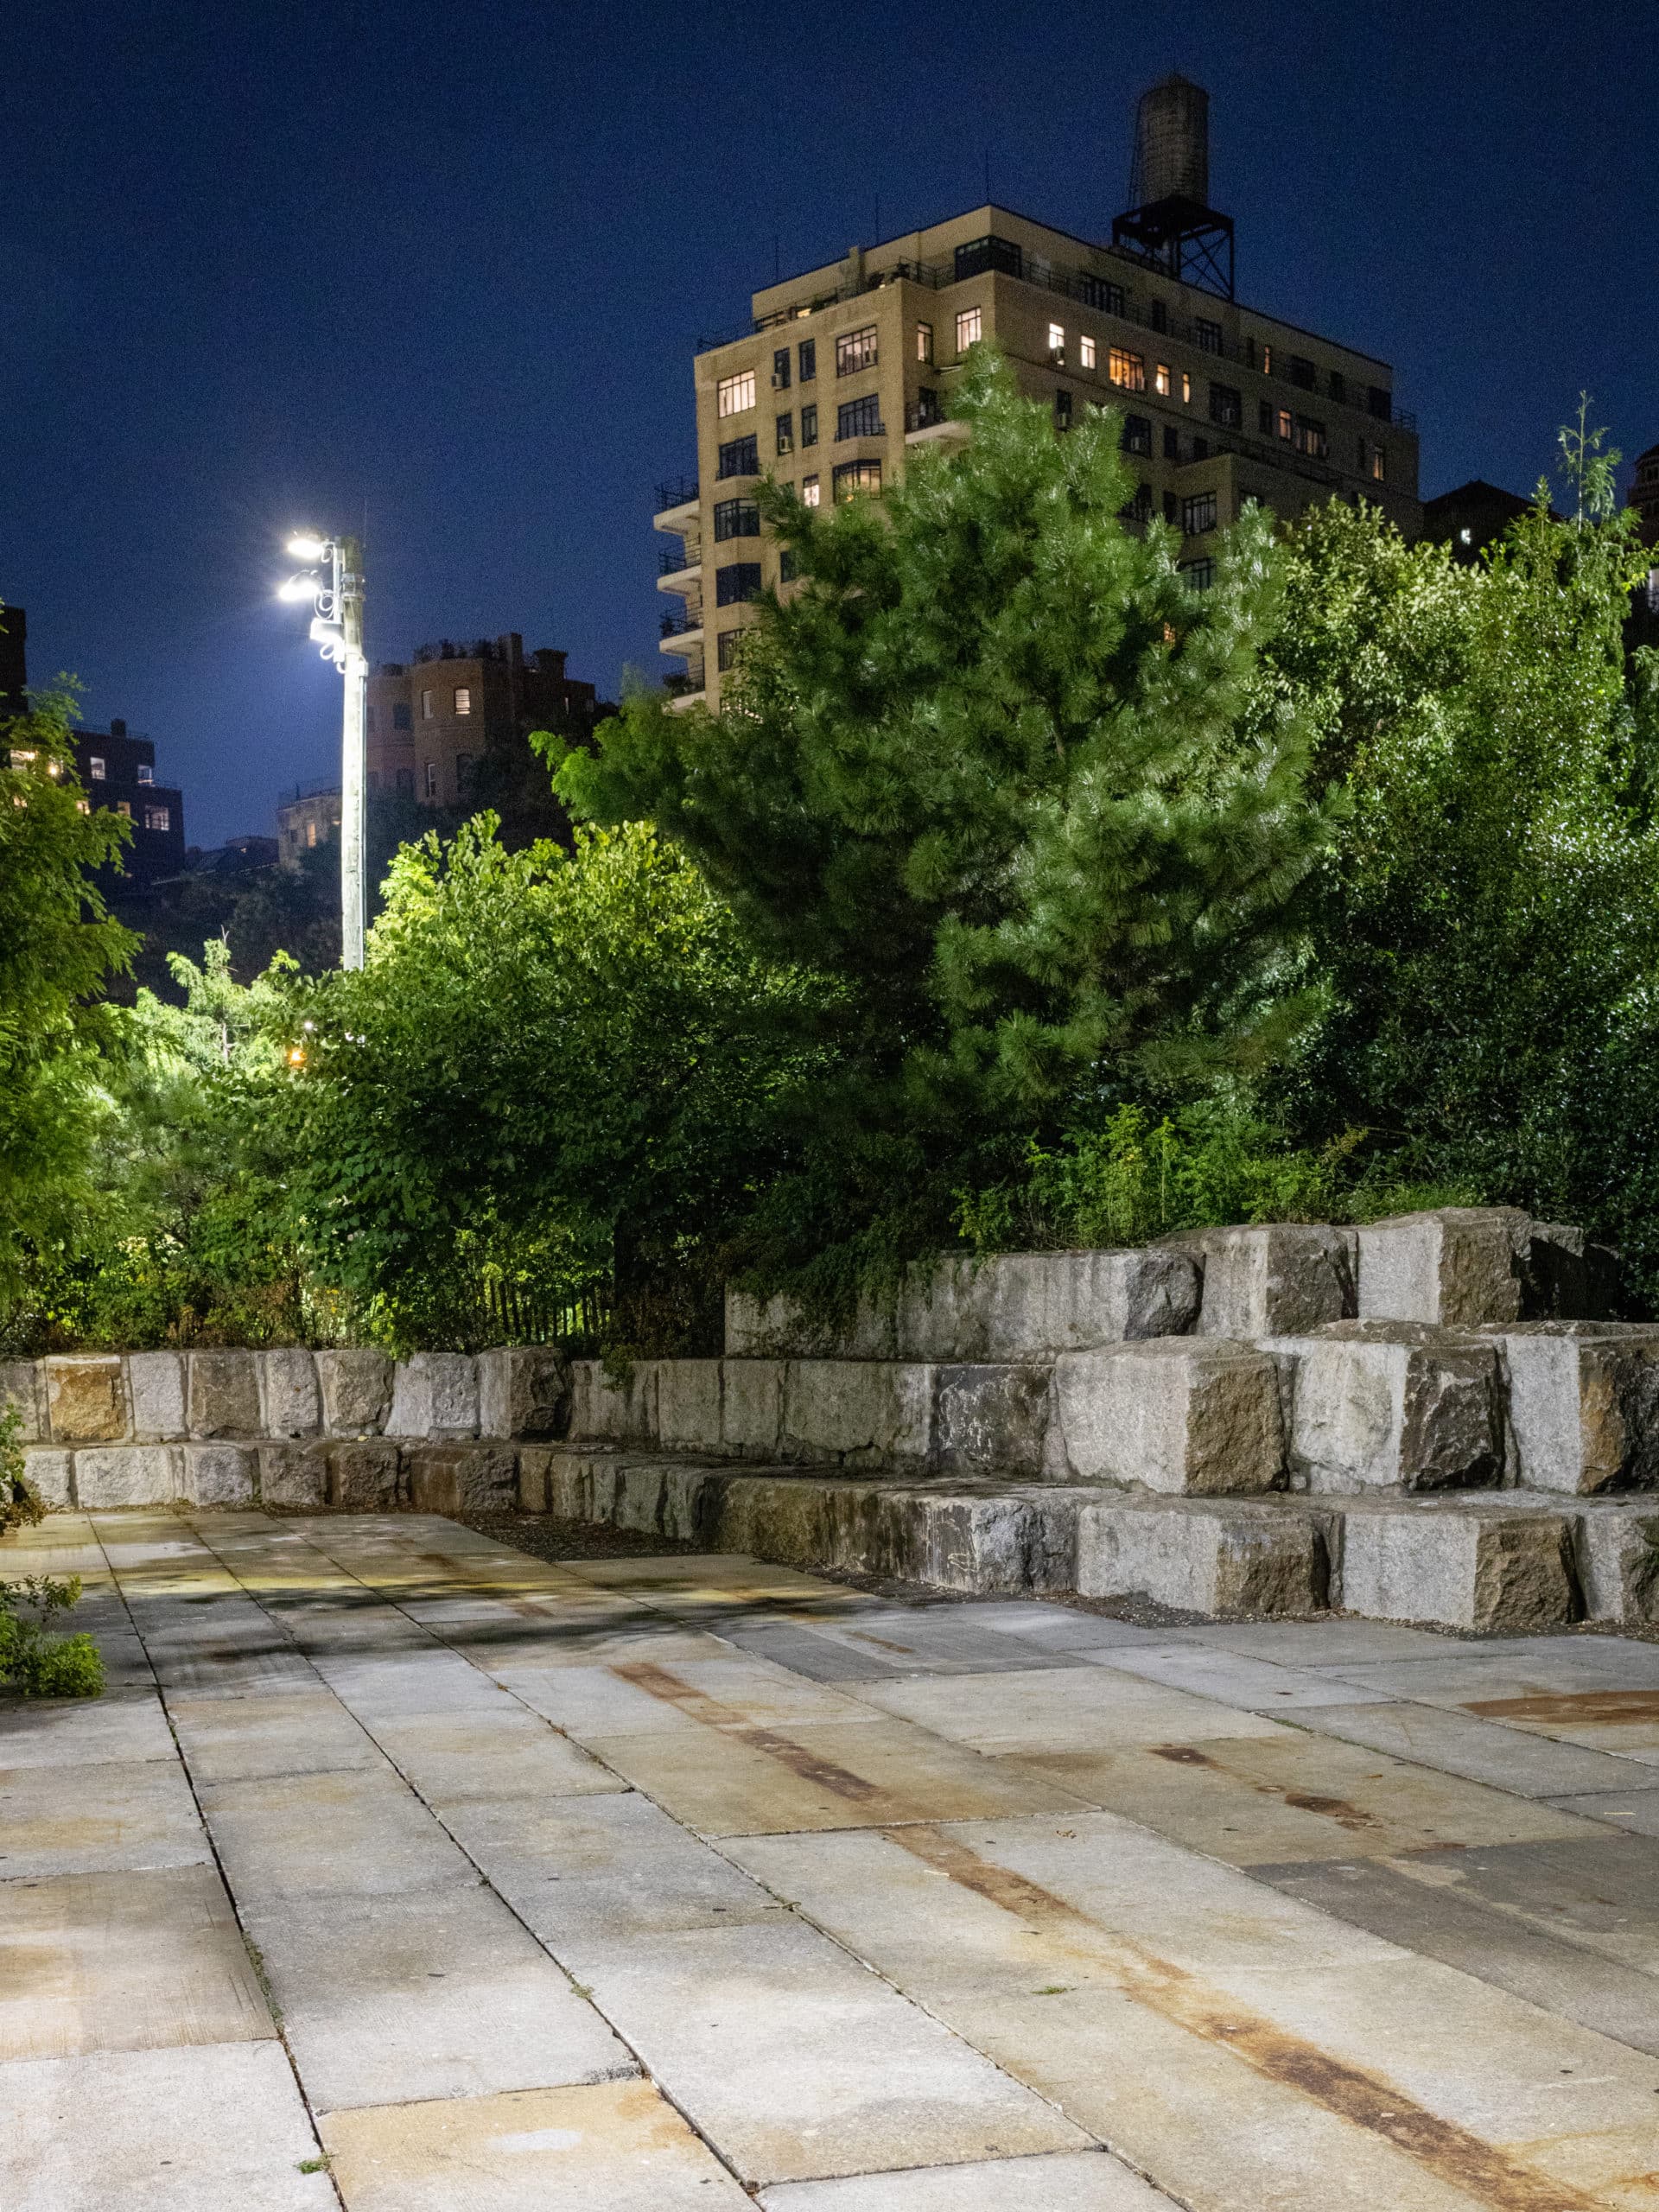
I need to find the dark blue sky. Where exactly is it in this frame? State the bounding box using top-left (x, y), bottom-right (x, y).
top-left (3, 0), bottom-right (1653, 846)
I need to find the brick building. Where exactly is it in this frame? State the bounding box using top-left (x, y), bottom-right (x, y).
top-left (367, 632), bottom-right (607, 808)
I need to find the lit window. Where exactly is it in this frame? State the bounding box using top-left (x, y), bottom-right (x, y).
top-left (1260, 342), bottom-right (1273, 373)
top-left (801, 475), bottom-right (821, 508)
top-left (1181, 372), bottom-right (1192, 404)
top-left (1179, 558), bottom-right (1216, 591)
top-left (1278, 408), bottom-right (1293, 441)
top-left (1294, 416), bottom-right (1328, 460)
top-left (454, 687), bottom-right (471, 715)
top-left (1079, 334), bottom-right (1096, 371)
top-left (836, 325), bottom-right (878, 376)
top-left (717, 434), bottom-right (760, 479)
top-left (836, 393), bottom-right (884, 440)
top-left (955, 306), bottom-right (982, 351)
top-left (1108, 346), bottom-right (1145, 391)
top-left (777, 411), bottom-right (794, 455)
top-left (1182, 492), bottom-right (1217, 535)
top-left (714, 497), bottom-right (760, 540)
top-left (800, 403), bottom-right (818, 447)
top-left (421, 689), bottom-right (434, 718)
top-left (115, 799), bottom-right (131, 817)
top-left (1370, 445), bottom-right (1386, 483)
top-left (916, 321), bottom-right (933, 364)
top-left (76, 798), bottom-right (90, 814)
top-left (832, 459), bottom-right (882, 501)
top-left (1047, 321), bottom-right (1065, 365)
top-left (1196, 318), bottom-right (1223, 354)
top-left (424, 760), bottom-right (438, 797)
top-left (717, 370), bottom-right (756, 416)
top-left (137, 764), bottom-right (153, 785)
top-left (88, 755), bottom-right (106, 779)
top-left (144, 804), bottom-right (170, 831)
top-left (306, 819), bottom-right (316, 846)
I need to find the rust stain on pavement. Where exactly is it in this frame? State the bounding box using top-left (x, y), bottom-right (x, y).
top-left (1465, 1688), bottom-right (1659, 1727)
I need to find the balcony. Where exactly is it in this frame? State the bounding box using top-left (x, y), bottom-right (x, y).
top-left (653, 474), bottom-right (700, 535)
top-left (658, 607), bottom-right (705, 657)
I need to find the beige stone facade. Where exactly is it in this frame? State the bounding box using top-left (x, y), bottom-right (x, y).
top-left (659, 204), bottom-right (1421, 710)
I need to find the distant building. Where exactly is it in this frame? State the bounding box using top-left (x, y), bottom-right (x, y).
top-left (276, 782), bottom-right (342, 864)
top-left (1421, 479), bottom-right (1537, 563)
top-left (366, 632), bottom-right (607, 807)
top-left (1631, 442), bottom-right (1659, 550)
top-left (71, 719), bottom-right (187, 886)
top-left (0, 601), bottom-right (25, 720)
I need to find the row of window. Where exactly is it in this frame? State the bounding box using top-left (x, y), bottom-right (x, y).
top-left (81, 756), bottom-right (156, 785)
top-left (367, 688), bottom-right (472, 734)
top-left (721, 324), bottom-right (884, 417)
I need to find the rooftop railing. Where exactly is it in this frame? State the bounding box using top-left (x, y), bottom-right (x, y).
top-left (655, 474), bottom-right (700, 512)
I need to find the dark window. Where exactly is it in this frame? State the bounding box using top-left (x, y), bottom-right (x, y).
top-left (456, 752), bottom-right (474, 788)
top-left (392, 702), bottom-right (412, 731)
top-left (1054, 389), bottom-right (1073, 430)
top-left (953, 233), bottom-right (1023, 282)
top-left (772, 346), bottom-right (791, 391)
top-left (1163, 491), bottom-right (1179, 525)
top-left (713, 497), bottom-right (760, 540)
top-left (717, 629), bottom-right (742, 672)
top-left (1182, 491), bottom-right (1217, 535)
top-left (1120, 482), bottom-right (1154, 524)
top-left (776, 411), bottom-right (794, 455)
top-left (1196, 318), bottom-right (1223, 354)
top-left (1208, 382), bottom-right (1242, 428)
top-left (836, 392), bottom-right (884, 439)
top-left (798, 339), bottom-right (816, 381)
top-left (1179, 557), bottom-right (1216, 591)
top-left (779, 547), bottom-right (798, 582)
top-left (1329, 370), bottom-right (1346, 404)
top-left (1289, 355), bottom-right (1317, 391)
top-left (1357, 435), bottom-right (1368, 469)
top-left (912, 387), bottom-right (941, 429)
top-left (800, 402), bottom-right (818, 447)
top-left (1163, 424), bottom-right (1180, 460)
top-left (1258, 399), bottom-right (1274, 434)
top-left (715, 563), bottom-right (763, 607)
top-left (1121, 411), bottom-right (1151, 454)
top-left (395, 766), bottom-right (414, 793)
top-left (1150, 298), bottom-right (1168, 334)
top-left (1191, 435), bottom-right (1208, 461)
top-left (832, 458), bottom-right (882, 501)
top-left (1368, 385), bottom-right (1393, 421)
top-left (1294, 416), bottom-right (1328, 459)
top-left (836, 324), bottom-right (878, 375)
top-left (1079, 275), bottom-right (1125, 315)
top-left (717, 434), bottom-right (760, 479)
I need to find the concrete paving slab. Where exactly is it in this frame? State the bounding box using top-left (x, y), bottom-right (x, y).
top-left (319, 2077), bottom-right (754, 2210)
top-left (0, 1865), bottom-right (270, 2061)
top-left (1078, 1643), bottom-right (1397, 1711)
top-left (1547, 1786), bottom-right (1659, 1835)
top-left (309, 1648), bottom-right (519, 1717)
top-left (0, 1755), bottom-right (209, 1878)
top-left (1288, 1698), bottom-right (1657, 1797)
top-left (0, 2039), bottom-right (333, 2211)
top-left (356, 1705), bottom-right (630, 1803)
top-left (1161, 1616), bottom-right (1459, 1663)
top-left (1457, 1683), bottom-right (1659, 1757)
top-left (165, 1687), bottom-right (385, 1784)
top-left (586, 1716), bottom-right (1093, 1835)
top-left (845, 1667), bottom-right (1288, 1754)
top-left (568, 1916), bottom-right (1090, 2185)
top-left (1009, 1730), bottom-right (1605, 1866)
top-left (712, 1623), bottom-right (931, 1683)
top-left (241, 1884), bottom-right (632, 2113)
top-left (442, 1789), bottom-right (791, 1948)
top-left (0, 1688), bottom-right (175, 1770)
top-left (486, 1653), bottom-right (883, 1740)
top-left (766, 1613), bottom-right (1099, 1677)
top-left (1373, 1833), bottom-right (1659, 1977)
top-left (468, 1624), bottom-right (738, 1673)
top-left (198, 1767), bottom-right (480, 1897)
top-left (757, 2149), bottom-right (1172, 2209)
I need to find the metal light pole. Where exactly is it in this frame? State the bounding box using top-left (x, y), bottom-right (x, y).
top-left (278, 531), bottom-right (368, 969)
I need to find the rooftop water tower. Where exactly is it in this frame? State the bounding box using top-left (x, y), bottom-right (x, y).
top-left (1112, 73), bottom-right (1235, 299)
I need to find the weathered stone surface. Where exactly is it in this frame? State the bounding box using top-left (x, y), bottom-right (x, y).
top-left (128, 1351), bottom-right (187, 1441)
top-left (45, 1355), bottom-right (129, 1442)
top-left (387, 1351), bottom-right (480, 1439)
top-left (326, 1440), bottom-right (404, 1509)
top-left (187, 1351), bottom-right (260, 1439)
top-left (517, 1442), bottom-right (559, 1512)
top-left (22, 1446), bottom-right (73, 1508)
top-left (404, 1442), bottom-right (518, 1515)
top-left (315, 1349), bottom-right (393, 1435)
top-left (781, 1360), bottom-right (934, 1465)
top-left (1338, 1499), bottom-right (1579, 1630)
top-left (1357, 1205), bottom-right (1528, 1327)
top-left (569, 1359), bottom-right (659, 1446)
top-left (1482, 1324), bottom-right (1659, 1494)
top-left (182, 1443), bottom-right (257, 1507)
top-left (1523, 1222), bottom-right (1624, 1321)
top-left (725, 1287), bottom-right (893, 1359)
top-left (1573, 1499), bottom-right (1659, 1624)
top-left (257, 1442), bottom-right (327, 1509)
top-left (721, 1358), bottom-right (785, 1456)
top-left (76, 1445), bottom-right (181, 1506)
top-left (477, 1345), bottom-right (571, 1440)
top-left (1192, 1224), bottom-right (1355, 1338)
top-left (1, 1359), bottom-right (44, 1440)
top-left (1050, 1338), bottom-right (1283, 1495)
top-left (933, 1363), bottom-right (1051, 1477)
top-left (257, 1349), bottom-right (321, 1439)
top-left (1271, 1322), bottom-right (1503, 1493)
top-left (1077, 1497), bottom-right (1329, 1616)
top-left (658, 1360), bottom-right (724, 1452)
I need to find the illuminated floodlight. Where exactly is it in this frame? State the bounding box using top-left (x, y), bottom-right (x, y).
top-left (287, 533), bottom-right (329, 561)
top-left (308, 616), bottom-right (346, 651)
top-left (276, 574), bottom-right (315, 602)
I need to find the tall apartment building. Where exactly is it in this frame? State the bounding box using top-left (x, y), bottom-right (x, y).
top-left (658, 77), bottom-right (1421, 711)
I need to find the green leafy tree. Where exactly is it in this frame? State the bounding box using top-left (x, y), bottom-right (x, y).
top-left (555, 349), bottom-right (1337, 1300)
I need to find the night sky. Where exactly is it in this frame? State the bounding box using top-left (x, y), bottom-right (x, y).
top-left (3, 0), bottom-right (1653, 848)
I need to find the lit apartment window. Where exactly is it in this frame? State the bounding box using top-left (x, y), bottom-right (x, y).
top-left (454, 687), bottom-right (471, 715)
top-left (916, 321), bottom-right (933, 364)
top-left (800, 403), bottom-right (818, 447)
top-left (115, 798), bottom-right (131, 817)
top-left (1182, 492), bottom-right (1217, 535)
top-left (772, 346), bottom-right (791, 391)
top-left (776, 412), bottom-right (794, 455)
top-left (1079, 334), bottom-right (1096, 372)
top-left (836, 325), bottom-right (878, 375)
top-left (1294, 416), bottom-right (1328, 459)
top-left (1121, 413), bottom-right (1151, 455)
top-left (955, 306), bottom-right (982, 351)
top-left (421, 689), bottom-right (434, 718)
top-left (798, 339), bottom-right (816, 380)
top-left (1054, 390), bottom-right (1072, 429)
top-left (306, 818), bottom-right (317, 847)
top-left (715, 563), bottom-right (763, 606)
top-left (1278, 408), bottom-right (1293, 441)
top-left (832, 459), bottom-right (882, 501)
top-left (717, 629), bottom-right (742, 673)
top-left (801, 475), bottom-right (821, 508)
top-left (1180, 558), bottom-right (1216, 591)
top-left (1181, 372), bottom-right (1192, 404)
top-left (1047, 321), bottom-right (1065, 365)
top-left (1208, 383), bottom-right (1242, 429)
top-left (88, 755), bottom-right (105, 779)
top-left (717, 369), bottom-right (757, 416)
top-left (717, 434), bottom-right (760, 479)
top-left (137, 764), bottom-right (153, 785)
top-left (76, 798), bottom-right (90, 814)
top-left (713, 497), bottom-right (760, 540)
top-left (424, 761), bottom-right (438, 797)
top-left (393, 702), bottom-right (412, 730)
top-left (1108, 346), bottom-right (1145, 391)
top-left (1196, 318), bottom-right (1222, 355)
top-left (836, 393), bottom-right (883, 440)
top-left (144, 804), bottom-right (170, 832)
top-left (1154, 364), bottom-right (1171, 397)
top-left (1370, 445), bottom-right (1386, 482)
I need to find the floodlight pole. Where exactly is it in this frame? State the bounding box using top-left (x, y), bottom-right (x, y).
top-left (336, 535), bottom-right (367, 971)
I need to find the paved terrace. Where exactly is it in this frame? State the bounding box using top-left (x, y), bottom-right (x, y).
top-left (4, 1511), bottom-right (1659, 2211)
